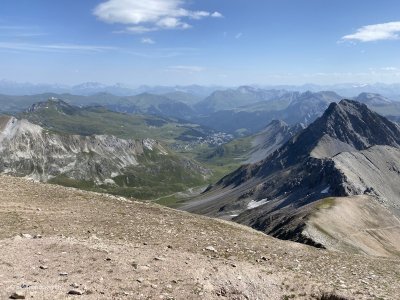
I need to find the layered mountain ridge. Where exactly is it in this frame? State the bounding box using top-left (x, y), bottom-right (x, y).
top-left (0, 115), bottom-right (167, 183)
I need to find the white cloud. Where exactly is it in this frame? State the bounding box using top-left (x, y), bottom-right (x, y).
top-left (93, 0), bottom-right (223, 33)
top-left (125, 26), bottom-right (157, 33)
top-left (211, 12), bottom-right (223, 18)
top-left (141, 37), bottom-right (155, 44)
top-left (235, 32), bottom-right (243, 39)
top-left (342, 21), bottom-right (400, 42)
top-left (168, 65), bottom-right (205, 72)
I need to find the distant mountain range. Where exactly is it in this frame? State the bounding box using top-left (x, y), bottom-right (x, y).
top-left (0, 80), bottom-right (224, 97)
top-left (261, 82), bottom-right (400, 100)
top-left (1, 87), bottom-right (400, 136)
top-left (2, 79), bottom-right (400, 100)
top-left (193, 87), bottom-right (289, 114)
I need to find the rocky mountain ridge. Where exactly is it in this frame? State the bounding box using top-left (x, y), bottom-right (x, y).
top-left (0, 114), bottom-right (210, 199)
top-left (0, 115), bottom-right (167, 183)
top-left (182, 100), bottom-right (400, 256)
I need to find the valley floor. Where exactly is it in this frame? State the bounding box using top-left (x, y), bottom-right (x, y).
top-left (0, 176), bottom-right (399, 299)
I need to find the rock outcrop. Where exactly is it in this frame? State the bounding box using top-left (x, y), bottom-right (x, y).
top-left (0, 115), bottom-right (170, 184)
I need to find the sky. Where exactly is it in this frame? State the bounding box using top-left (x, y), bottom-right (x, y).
top-left (0, 0), bottom-right (400, 86)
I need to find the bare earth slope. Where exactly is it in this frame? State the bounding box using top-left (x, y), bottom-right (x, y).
top-left (0, 176), bottom-right (399, 299)
top-left (305, 196), bottom-right (400, 257)
top-left (332, 145), bottom-right (400, 213)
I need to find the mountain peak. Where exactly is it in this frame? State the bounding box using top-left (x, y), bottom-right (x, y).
top-left (323, 98), bottom-right (366, 115)
top-left (26, 98), bottom-right (79, 115)
top-left (339, 98), bottom-right (367, 107)
top-left (354, 92), bottom-right (392, 105)
top-left (292, 99), bottom-right (400, 159)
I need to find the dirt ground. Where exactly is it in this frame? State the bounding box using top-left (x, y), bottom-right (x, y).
top-left (0, 175), bottom-right (399, 299)
top-left (305, 196), bottom-right (400, 257)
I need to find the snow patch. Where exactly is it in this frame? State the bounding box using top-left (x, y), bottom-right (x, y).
top-left (143, 138), bottom-right (156, 151)
top-left (321, 186), bottom-right (330, 194)
top-left (104, 178), bottom-right (116, 185)
top-left (247, 198), bottom-right (269, 209)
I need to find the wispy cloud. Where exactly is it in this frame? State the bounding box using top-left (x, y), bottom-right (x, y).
top-left (0, 42), bottom-right (117, 53)
top-left (0, 25), bottom-right (46, 37)
top-left (141, 37), bottom-right (155, 44)
top-left (93, 0), bottom-right (223, 33)
top-left (167, 65), bottom-right (205, 73)
top-left (235, 32), bottom-right (243, 39)
top-left (0, 41), bottom-right (198, 58)
top-left (342, 21), bottom-right (400, 42)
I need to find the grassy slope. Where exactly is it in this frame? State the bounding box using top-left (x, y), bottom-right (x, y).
top-left (171, 134), bottom-right (254, 184)
top-left (48, 149), bottom-right (207, 200)
top-left (17, 104), bottom-right (214, 200)
top-left (153, 136), bottom-right (254, 206)
top-left (19, 105), bottom-right (195, 142)
top-left (17, 101), bottom-right (266, 203)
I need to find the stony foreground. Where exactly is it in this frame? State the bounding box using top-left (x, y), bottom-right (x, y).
top-left (0, 176), bottom-right (399, 299)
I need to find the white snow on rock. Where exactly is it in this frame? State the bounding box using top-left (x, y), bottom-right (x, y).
top-left (321, 186), bottom-right (330, 194)
top-left (143, 138), bottom-right (155, 151)
top-left (247, 198), bottom-right (269, 209)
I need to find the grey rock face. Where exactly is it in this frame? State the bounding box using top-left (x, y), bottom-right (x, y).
top-left (0, 115), bottom-right (167, 183)
top-left (246, 120), bottom-right (304, 163)
top-left (332, 145), bottom-right (400, 213)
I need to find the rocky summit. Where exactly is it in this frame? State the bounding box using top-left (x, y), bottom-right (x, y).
top-left (182, 100), bottom-right (400, 256)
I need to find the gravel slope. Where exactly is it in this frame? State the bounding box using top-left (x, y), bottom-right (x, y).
top-left (305, 196), bottom-right (400, 257)
top-left (0, 176), bottom-right (399, 299)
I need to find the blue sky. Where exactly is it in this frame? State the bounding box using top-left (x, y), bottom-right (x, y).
top-left (0, 0), bottom-right (400, 86)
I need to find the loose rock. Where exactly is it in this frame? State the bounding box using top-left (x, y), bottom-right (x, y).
top-left (20, 234), bottom-right (32, 239)
top-left (68, 289), bottom-right (84, 295)
top-left (9, 292), bottom-right (25, 299)
top-left (205, 246), bottom-right (217, 253)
